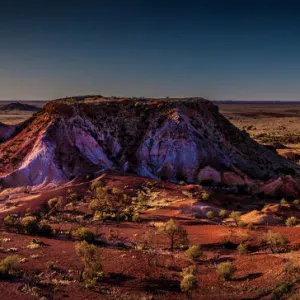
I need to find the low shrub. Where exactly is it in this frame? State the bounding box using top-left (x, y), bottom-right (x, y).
top-left (180, 274), bottom-right (198, 294)
top-left (229, 211), bottom-right (241, 226)
top-left (216, 262), bottom-right (236, 281)
top-left (185, 245), bottom-right (203, 262)
top-left (20, 216), bottom-right (39, 235)
top-left (0, 255), bottom-right (20, 278)
top-left (237, 243), bottom-right (248, 255)
top-left (265, 231), bottom-right (288, 253)
top-left (293, 199), bottom-right (300, 206)
top-left (285, 216), bottom-right (298, 227)
top-left (219, 209), bottom-right (227, 219)
top-left (39, 220), bottom-right (54, 237)
top-left (206, 211), bottom-right (215, 220)
top-left (72, 228), bottom-right (95, 243)
top-left (280, 198), bottom-right (288, 206)
top-left (201, 192), bottom-right (210, 201)
top-left (238, 220), bottom-right (247, 228)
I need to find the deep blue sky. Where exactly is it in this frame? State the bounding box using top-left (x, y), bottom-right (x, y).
top-left (1, 0), bottom-right (300, 100)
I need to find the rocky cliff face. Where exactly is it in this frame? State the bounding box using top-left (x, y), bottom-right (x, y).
top-left (0, 122), bottom-right (16, 143)
top-left (1, 97), bottom-right (300, 195)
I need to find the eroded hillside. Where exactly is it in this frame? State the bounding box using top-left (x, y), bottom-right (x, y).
top-left (1, 97), bottom-right (300, 195)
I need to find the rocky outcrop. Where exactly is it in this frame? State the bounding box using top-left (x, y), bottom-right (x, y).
top-left (1, 97), bottom-right (300, 194)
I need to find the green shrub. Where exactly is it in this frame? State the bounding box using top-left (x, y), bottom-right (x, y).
top-left (39, 220), bottom-right (54, 237)
top-left (238, 220), bottom-right (247, 228)
top-left (201, 192), bottom-right (210, 201)
top-left (237, 243), bottom-right (248, 255)
top-left (181, 265), bottom-right (196, 276)
top-left (4, 215), bottom-right (19, 231)
top-left (284, 259), bottom-right (300, 279)
top-left (285, 216), bottom-right (298, 227)
top-left (72, 228), bottom-right (95, 243)
top-left (219, 209), bottom-right (227, 219)
top-left (229, 211), bottom-right (241, 226)
top-left (185, 245), bottom-right (203, 262)
top-left (216, 262), bottom-right (236, 281)
top-left (247, 223), bottom-right (254, 230)
top-left (48, 197), bottom-right (63, 213)
top-left (280, 198), bottom-right (288, 206)
top-left (180, 274), bottom-right (198, 293)
top-left (21, 216), bottom-right (39, 235)
top-left (293, 199), bottom-right (300, 206)
top-left (136, 190), bottom-right (149, 207)
top-left (206, 211), bottom-right (215, 220)
top-left (0, 255), bottom-right (20, 277)
top-left (265, 231), bottom-right (288, 253)
top-left (90, 179), bottom-right (105, 190)
top-left (88, 199), bottom-right (102, 212)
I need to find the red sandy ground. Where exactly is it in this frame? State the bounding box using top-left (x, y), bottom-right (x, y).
top-left (0, 172), bottom-right (299, 299)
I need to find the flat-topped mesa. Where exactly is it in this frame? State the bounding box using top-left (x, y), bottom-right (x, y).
top-left (1, 96), bottom-right (300, 196)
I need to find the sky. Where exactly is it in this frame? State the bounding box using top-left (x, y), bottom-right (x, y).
top-left (1, 0), bottom-right (300, 101)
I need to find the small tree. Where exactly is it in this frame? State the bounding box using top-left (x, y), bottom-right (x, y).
top-left (229, 211), bottom-right (241, 226)
top-left (185, 245), bottom-right (203, 262)
top-left (216, 262), bottom-right (236, 281)
top-left (158, 219), bottom-right (189, 251)
top-left (265, 231), bottom-right (288, 253)
top-left (75, 241), bottom-right (103, 286)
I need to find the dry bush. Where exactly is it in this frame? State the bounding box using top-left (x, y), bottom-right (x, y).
top-left (265, 231), bottom-right (288, 253)
top-left (185, 245), bottom-right (203, 262)
top-left (72, 227), bottom-right (95, 243)
top-left (216, 262), bottom-right (236, 281)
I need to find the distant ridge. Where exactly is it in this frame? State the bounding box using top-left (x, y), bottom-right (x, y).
top-left (215, 100), bottom-right (300, 104)
top-left (0, 102), bottom-right (41, 112)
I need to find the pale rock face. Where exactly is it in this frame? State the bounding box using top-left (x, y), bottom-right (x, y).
top-left (2, 98), bottom-right (300, 195)
top-left (197, 166), bottom-right (222, 184)
top-left (1, 135), bottom-right (67, 187)
top-left (257, 175), bottom-right (300, 197)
